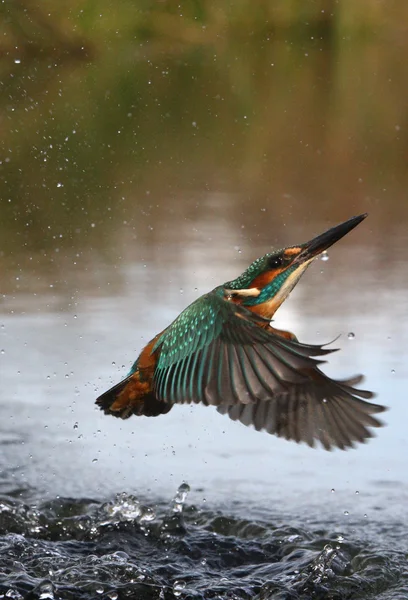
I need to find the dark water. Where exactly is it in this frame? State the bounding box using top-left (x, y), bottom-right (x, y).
top-left (1, 4), bottom-right (408, 599)
top-left (1, 484), bottom-right (408, 600)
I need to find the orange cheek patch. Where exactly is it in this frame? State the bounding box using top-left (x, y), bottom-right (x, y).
top-left (284, 247), bottom-right (302, 258)
top-left (250, 268), bottom-right (285, 289)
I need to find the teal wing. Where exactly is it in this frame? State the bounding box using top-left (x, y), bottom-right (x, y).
top-left (153, 291), bottom-right (330, 406)
top-left (153, 291), bottom-right (386, 450)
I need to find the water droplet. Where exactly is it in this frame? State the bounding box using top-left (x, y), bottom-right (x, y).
top-left (92, 458), bottom-right (98, 463)
top-left (173, 581), bottom-right (186, 596)
top-left (14, 59), bottom-right (21, 64)
top-left (347, 332), bottom-right (355, 339)
top-left (344, 510), bottom-right (349, 516)
top-left (56, 182), bottom-right (63, 188)
top-left (391, 369), bottom-right (395, 374)
top-left (331, 488), bottom-right (335, 493)
top-left (321, 251), bottom-right (329, 261)
top-left (95, 587), bottom-right (104, 595)
top-left (0, 349), bottom-right (4, 354)
top-left (172, 482), bottom-right (190, 513)
top-left (73, 422), bottom-right (78, 429)
top-left (103, 493), bottom-right (144, 523)
top-left (355, 490), bottom-right (359, 494)
top-left (139, 505), bottom-right (156, 523)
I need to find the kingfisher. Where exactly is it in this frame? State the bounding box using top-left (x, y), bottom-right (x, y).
top-left (96, 214), bottom-right (385, 450)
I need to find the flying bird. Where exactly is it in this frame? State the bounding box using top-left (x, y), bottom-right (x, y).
top-left (96, 214), bottom-right (385, 450)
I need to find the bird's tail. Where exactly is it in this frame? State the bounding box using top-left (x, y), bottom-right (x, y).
top-left (96, 374), bottom-right (172, 419)
top-left (95, 377), bottom-right (133, 418)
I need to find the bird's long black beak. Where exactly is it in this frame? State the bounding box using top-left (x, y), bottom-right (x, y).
top-left (295, 214), bottom-right (368, 263)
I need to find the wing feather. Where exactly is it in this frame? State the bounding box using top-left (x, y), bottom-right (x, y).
top-left (217, 372), bottom-right (385, 450)
top-left (152, 291), bottom-right (385, 450)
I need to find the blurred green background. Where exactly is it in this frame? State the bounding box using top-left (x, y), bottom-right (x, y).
top-left (1, 0), bottom-right (407, 295)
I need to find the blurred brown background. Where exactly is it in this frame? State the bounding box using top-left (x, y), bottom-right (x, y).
top-left (1, 0), bottom-right (407, 297)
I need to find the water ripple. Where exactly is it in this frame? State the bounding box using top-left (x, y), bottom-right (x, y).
top-left (0, 485), bottom-right (407, 599)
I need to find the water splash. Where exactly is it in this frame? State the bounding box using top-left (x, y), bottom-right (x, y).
top-left (0, 486), bottom-right (406, 599)
top-left (100, 492), bottom-right (156, 524)
top-left (171, 482), bottom-right (190, 513)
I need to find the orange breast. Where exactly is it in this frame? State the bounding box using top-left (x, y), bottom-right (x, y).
top-left (249, 299), bottom-right (282, 320)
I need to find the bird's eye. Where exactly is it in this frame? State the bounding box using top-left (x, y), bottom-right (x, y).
top-left (268, 255), bottom-right (284, 269)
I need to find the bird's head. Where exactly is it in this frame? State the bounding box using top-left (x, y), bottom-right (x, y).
top-left (224, 214), bottom-right (367, 319)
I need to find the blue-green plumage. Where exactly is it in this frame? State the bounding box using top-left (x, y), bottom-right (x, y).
top-left (224, 254), bottom-right (273, 290)
top-left (245, 265), bottom-right (298, 305)
top-left (96, 214), bottom-right (386, 451)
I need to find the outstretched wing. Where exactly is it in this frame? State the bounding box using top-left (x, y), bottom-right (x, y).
top-left (153, 291), bottom-right (385, 450)
top-left (217, 374), bottom-right (385, 450)
top-left (153, 291), bottom-right (332, 406)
